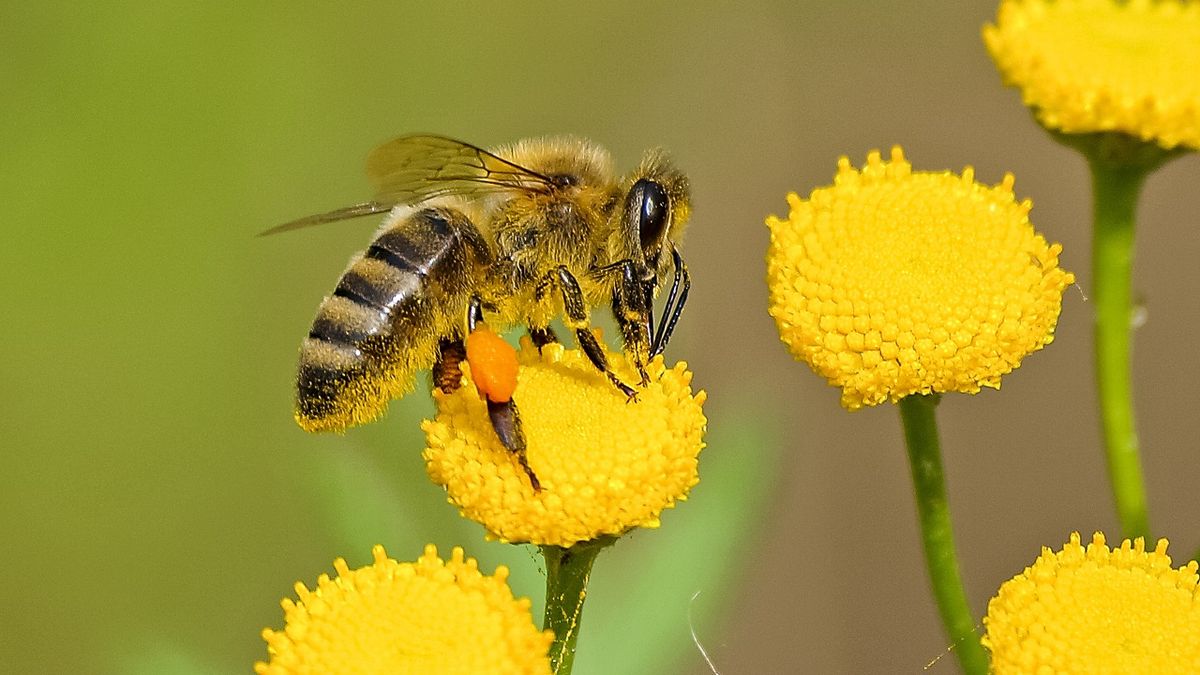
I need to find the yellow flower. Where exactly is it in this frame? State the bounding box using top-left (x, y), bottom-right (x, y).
top-left (766, 147), bottom-right (1074, 410)
top-left (983, 532), bottom-right (1200, 673)
top-left (985, 0), bottom-right (1200, 151)
top-left (423, 339), bottom-right (706, 547)
top-left (255, 544), bottom-right (553, 675)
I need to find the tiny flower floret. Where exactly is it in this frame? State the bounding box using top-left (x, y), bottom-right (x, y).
top-left (985, 0), bottom-right (1200, 151)
top-left (255, 545), bottom-right (553, 675)
top-left (766, 147), bottom-right (1074, 409)
top-left (423, 340), bottom-right (706, 547)
top-left (983, 532), bottom-right (1200, 673)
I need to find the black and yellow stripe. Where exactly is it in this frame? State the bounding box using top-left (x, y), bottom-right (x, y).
top-left (295, 207), bottom-right (485, 431)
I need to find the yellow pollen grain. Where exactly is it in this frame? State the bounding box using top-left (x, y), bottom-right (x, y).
top-left (766, 147), bottom-right (1073, 409)
top-left (985, 0), bottom-right (1200, 150)
top-left (422, 340), bottom-right (706, 547)
top-left (983, 532), bottom-right (1200, 673)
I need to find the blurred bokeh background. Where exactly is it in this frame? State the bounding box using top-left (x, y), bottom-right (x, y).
top-left (3, 2), bottom-right (1198, 673)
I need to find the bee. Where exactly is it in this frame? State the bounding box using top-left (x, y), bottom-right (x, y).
top-left (265, 134), bottom-right (692, 488)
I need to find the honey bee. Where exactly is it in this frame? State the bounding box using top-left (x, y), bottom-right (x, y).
top-left (266, 134), bottom-right (691, 487)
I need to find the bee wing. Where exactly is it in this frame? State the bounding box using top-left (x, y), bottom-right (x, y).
top-left (366, 134), bottom-right (556, 204)
top-left (258, 201), bottom-right (393, 236)
top-left (262, 135), bottom-right (554, 237)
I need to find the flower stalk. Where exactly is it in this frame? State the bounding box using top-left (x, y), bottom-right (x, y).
top-left (541, 537), bottom-right (615, 675)
top-left (1088, 154), bottom-right (1151, 542)
top-left (1056, 130), bottom-right (1182, 542)
top-left (898, 394), bottom-right (989, 675)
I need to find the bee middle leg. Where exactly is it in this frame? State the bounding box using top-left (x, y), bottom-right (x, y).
top-left (432, 337), bottom-right (467, 394)
top-left (537, 265), bottom-right (638, 400)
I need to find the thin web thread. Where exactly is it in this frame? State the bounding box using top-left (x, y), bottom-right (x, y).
top-left (688, 590), bottom-right (720, 675)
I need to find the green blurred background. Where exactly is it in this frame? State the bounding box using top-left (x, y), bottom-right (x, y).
top-left (3, 2), bottom-right (1198, 673)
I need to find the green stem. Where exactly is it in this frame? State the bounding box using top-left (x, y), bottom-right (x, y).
top-left (1047, 129), bottom-right (1180, 541)
top-left (1088, 156), bottom-right (1152, 542)
top-left (898, 394), bottom-right (989, 675)
top-left (540, 537), bottom-right (615, 675)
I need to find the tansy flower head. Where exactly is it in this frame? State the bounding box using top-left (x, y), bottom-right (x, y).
top-left (985, 0), bottom-right (1200, 151)
top-left (766, 147), bottom-right (1074, 410)
top-left (983, 532), bottom-right (1200, 673)
top-left (255, 544), bottom-right (553, 675)
top-left (423, 339), bottom-right (706, 547)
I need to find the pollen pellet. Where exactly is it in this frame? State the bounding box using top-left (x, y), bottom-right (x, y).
top-left (465, 325), bottom-right (519, 403)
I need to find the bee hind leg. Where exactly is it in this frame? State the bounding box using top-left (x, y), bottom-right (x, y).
top-left (460, 295), bottom-right (541, 490)
top-left (486, 399), bottom-right (540, 491)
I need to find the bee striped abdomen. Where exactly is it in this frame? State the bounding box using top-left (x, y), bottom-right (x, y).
top-left (296, 207), bottom-right (482, 432)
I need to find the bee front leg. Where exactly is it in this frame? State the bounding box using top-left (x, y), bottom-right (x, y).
top-left (609, 261), bottom-right (652, 386)
top-left (538, 265), bottom-right (639, 401)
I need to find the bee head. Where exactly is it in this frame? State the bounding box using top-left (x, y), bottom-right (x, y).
top-left (618, 151), bottom-right (691, 283)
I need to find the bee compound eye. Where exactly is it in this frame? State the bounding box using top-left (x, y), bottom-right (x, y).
top-left (635, 179), bottom-right (670, 252)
